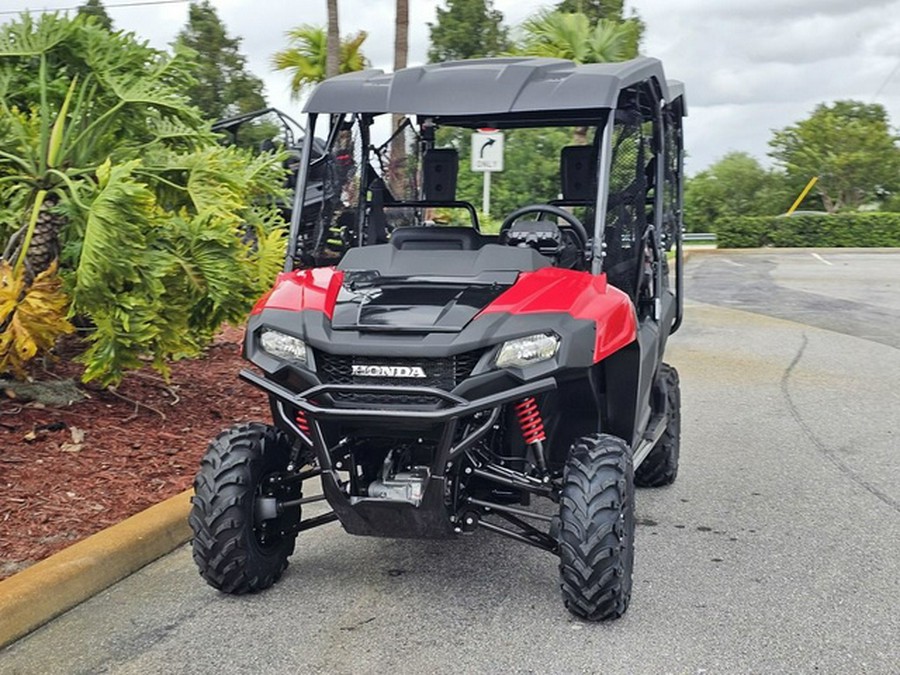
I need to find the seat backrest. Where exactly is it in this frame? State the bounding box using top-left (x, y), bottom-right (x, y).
top-left (422, 148), bottom-right (459, 202)
top-left (390, 226), bottom-right (483, 251)
top-left (560, 145), bottom-right (596, 201)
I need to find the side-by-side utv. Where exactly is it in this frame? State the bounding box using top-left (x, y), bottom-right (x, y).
top-left (189, 56), bottom-right (686, 621)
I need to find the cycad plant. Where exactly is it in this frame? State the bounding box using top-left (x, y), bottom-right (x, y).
top-left (0, 13), bottom-right (288, 385)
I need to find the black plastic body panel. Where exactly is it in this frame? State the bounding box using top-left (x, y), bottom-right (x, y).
top-left (337, 243), bottom-right (550, 277)
top-left (332, 280), bottom-right (511, 332)
top-left (321, 472), bottom-right (456, 538)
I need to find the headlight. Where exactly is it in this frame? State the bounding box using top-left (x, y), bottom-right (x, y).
top-left (259, 329), bottom-right (309, 366)
top-left (495, 333), bottom-right (560, 369)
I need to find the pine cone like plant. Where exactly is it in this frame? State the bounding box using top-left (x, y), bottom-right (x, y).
top-left (23, 195), bottom-right (62, 282)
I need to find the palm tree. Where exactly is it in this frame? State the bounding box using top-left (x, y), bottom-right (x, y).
top-left (390, 0), bottom-right (409, 196)
top-left (519, 10), bottom-right (638, 64)
top-left (394, 1), bottom-right (409, 73)
top-left (326, 0), bottom-right (339, 79)
top-left (519, 10), bottom-right (639, 145)
top-left (271, 25), bottom-right (369, 100)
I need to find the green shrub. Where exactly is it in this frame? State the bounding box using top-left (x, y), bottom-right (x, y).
top-left (0, 13), bottom-right (287, 385)
top-left (716, 213), bottom-right (900, 248)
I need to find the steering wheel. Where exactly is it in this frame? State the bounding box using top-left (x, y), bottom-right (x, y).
top-left (499, 204), bottom-right (589, 250)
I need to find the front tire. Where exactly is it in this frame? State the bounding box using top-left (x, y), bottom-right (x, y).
top-left (635, 363), bottom-right (681, 487)
top-left (190, 423), bottom-right (300, 594)
top-left (558, 433), bottom-right (635, 621)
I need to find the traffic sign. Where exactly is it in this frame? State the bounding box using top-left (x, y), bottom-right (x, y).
top-left (471, 130), bottom-right (504, 172)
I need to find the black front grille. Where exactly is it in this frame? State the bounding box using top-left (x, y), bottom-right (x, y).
top-left (313, 350), bottom-right (483, 406)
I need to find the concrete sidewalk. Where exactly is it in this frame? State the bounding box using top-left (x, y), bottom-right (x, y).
top-left (0, 489), bottom-right (193, 648)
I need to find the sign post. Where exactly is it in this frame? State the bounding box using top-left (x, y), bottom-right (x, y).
top-left (471, 130), bottom-right (504, 216)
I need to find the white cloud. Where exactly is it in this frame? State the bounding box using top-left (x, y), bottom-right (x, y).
top-left (629, 0), bottom-right (900, 171)
top-left (3, 0), bottom-right (900, 172)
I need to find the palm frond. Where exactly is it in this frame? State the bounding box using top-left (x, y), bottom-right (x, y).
top-left (587, 19), bottom-right (633, 63)
top-left (272, 24), bottom-right (368, 98)
top-left (340, 31), bottom-right (370, 73)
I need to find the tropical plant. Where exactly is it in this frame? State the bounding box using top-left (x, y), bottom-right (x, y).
top-left (0, 12), bottom-right (288, 385)
top-left (554, 0), bottom-right (645, 51)
top-left (271, 25), bottom-right (369, 100)
top-left (518, 9), bottom-right (640, 64)
top-left (516, 10), bottom-right (640, 147)
top-left (0, 261), bottom-right (74, 378)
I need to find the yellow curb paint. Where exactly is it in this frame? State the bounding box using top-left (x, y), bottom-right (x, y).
top-left (0, 489), bottom-right (193, 649)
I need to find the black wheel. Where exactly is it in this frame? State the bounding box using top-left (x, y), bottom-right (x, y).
top-left (635, 363), bottom-right (680, 487)
top-left (558, 433), bottom-right (635, 621)
top-left (189, 423), bottom-right (300, 594)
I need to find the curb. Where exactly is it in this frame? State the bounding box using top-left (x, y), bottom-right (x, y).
top-left (0, 488), bottom-right (193, 649)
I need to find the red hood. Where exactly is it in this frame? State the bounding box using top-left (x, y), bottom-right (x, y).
top-left (252, 265), bottom-right (636, 363)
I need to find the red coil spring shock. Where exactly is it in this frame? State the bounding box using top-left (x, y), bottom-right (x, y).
top-left (514, 397), bottom-right (546, 445)
top-left (295, 410), bottom-right (311, 436)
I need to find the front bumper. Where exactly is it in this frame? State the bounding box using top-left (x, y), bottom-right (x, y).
top-left (239, 368), bottom-right (556, 538)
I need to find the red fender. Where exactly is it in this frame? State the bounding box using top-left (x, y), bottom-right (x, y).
top-left (479, 268), bottom-right (637, 362)
top-left (251, 267), bottom-right (344, 319)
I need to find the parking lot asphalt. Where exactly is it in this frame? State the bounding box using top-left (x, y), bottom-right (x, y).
top-left (2, 250), bottom-right (898, 674)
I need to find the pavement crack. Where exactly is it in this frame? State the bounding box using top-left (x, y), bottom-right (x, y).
top-left (339, 616), bottom-right (376, 631)
top-left (781, 334), bottom-right (900, 514)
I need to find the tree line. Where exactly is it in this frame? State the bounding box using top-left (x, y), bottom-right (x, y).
top-left (685, 101), bottom-right (900, 233)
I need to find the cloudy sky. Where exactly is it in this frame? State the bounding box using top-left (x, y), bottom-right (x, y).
top-left (3, 0), bottom-right (900, 174)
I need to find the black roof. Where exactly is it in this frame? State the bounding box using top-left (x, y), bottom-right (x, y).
top-left (304, 57), bottom-right (684, 116)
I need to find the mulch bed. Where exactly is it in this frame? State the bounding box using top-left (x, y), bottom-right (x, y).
top-left (0, 328), bottom-right (268, 581)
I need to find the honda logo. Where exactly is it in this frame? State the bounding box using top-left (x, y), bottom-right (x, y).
top-left (352, 364), bottom-right (426, 378)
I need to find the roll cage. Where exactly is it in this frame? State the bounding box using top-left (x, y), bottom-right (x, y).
top-left (285, 56), bottom-right (686, 326)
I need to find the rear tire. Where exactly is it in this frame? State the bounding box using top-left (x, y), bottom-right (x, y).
top-left (635, 363), bottom-right (680, 487)
top-left (558, 433), bottom-right (635, 621)
top-left (190, 423), bottom-right (300, 594)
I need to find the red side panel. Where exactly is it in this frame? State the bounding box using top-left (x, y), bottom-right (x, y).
top-left (251, 267), bottom-right (344, 319)
top-left (479, 268), bottom-right (637, 362)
